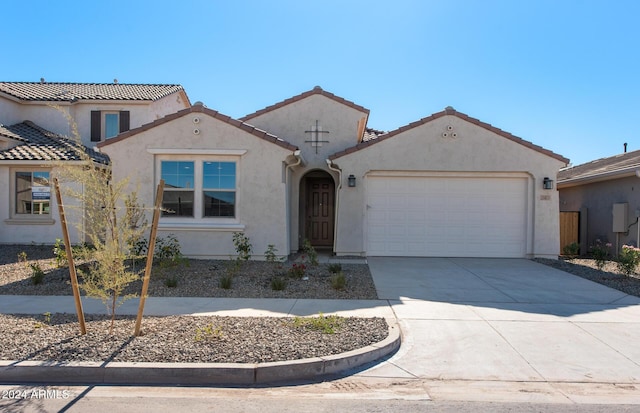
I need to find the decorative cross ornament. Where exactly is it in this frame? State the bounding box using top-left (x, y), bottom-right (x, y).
top-left (304, 120), bottom-right (330, 153)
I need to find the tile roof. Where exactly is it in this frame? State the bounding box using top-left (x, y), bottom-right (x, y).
top-left (240, 86), bottom-right (370, 122)
top-left (0, 121), bottom-right (109, 164)
top-left (558, 149), bottom-right (640, 185)
top-left (98, 103), bottom-right (298, 152)
top-left (0, 82), bottom-right (185, 102)
top-left (330, 106), bottom-right (569, 164)
top-left (362, 127), bottom-right (386, 142)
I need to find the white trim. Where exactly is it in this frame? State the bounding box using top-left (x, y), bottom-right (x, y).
top-left (148, 149), bottom-right (248, 156)
top-left (158, 222), bottom-right (245, 232)
top-left (4, 218), bottom-right (56, 225)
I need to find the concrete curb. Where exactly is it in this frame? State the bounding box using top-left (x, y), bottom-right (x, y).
top-left (0, 321), bottom-right (400, 386)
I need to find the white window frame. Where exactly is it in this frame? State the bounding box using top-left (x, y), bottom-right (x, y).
top-left (103, 112), bottom-right (120, 139)
top-left (6, 167), bottom-right (55, 225)
top-left (153, 151), bottom-right (245, 231)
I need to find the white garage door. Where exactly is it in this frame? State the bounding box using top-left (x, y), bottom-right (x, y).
top-left (366, 175), bottom-right (528, 257)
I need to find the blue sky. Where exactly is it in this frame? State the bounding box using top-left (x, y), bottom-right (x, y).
top-left (3, 0), bottom-right (638, 166)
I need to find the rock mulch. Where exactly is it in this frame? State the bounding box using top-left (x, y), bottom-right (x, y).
top-left (534, 257), bottom-right (640, 297)
top-left (0, 245), bottom-right (386, 364)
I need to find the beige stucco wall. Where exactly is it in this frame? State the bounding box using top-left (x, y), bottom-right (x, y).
top-left (331, 115), bottom-right (567, 258)
top-left (0, 165), bottom-right (84, 245)
top-left (0, 93), bottom-right (188, 147)
top-left (244, 94), bottom-right (366, 252)
top-left (99, 111), bottom-right (294, 259)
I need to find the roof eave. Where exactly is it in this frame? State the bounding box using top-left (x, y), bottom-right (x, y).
top-left (558, 166), bottom-right (640, 189)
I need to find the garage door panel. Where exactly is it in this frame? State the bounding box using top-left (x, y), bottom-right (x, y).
top-left (366, 176), bottom-right (528, 258)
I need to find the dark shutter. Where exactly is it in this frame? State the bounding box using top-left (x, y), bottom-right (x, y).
top-left (91, 111), bottom-right (101, 141)
top-left (119, 111), bottom-right (130, 133)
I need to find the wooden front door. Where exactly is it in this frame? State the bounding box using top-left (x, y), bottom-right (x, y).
top-left (305, 178), bottom-right (335, 247)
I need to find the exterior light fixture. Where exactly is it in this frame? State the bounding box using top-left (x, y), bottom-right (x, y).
top-left (348, 174), bottom-right (356, 187)
top-left (543, 177), bottom-right (554, 190)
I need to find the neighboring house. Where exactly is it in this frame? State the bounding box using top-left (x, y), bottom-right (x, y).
top-left (0, 81), bottom-right (190, 244)
top-left (98, 86), bottom-right (568, 259)
top-left (558, 149), bottom-right (640, 255)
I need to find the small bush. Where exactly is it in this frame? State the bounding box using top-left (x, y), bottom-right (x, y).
top-left (18, 251), bottom-right (28, 265)
top-left (164, 276), bottom-right (178, 288)
top-left (219, 274), bottom-right (233, 289)
top-left (154, 234), bottom-right (186, 266)
top-left (302, 239), bottom-right (319, 266)
top-left (195, 323), bottom-right (223, 341)
top-left (562, 242), bottom-right (580, 257)
top-left (53, 238), bottom-right (68, 267)
top-left (288, 263), bottom-right (306, 279)
top-left (232, 232), bottom-right (252, 262)
top-left (328, 263), bottom-right (342, 274)
top-left (291, 313), bottom-right (344, 334)
top-left (590, 239), bottom-right (611, 270)
top-left (271, 276), bottom-right (287, 291)
top-left (617, 245), bottom-right (640, 276)
top-left (264, 244), bottom-right (283, 264)
top-left (30, 263), bottom-right (45, 285)
top-left (330, 271), bottom-right (347, 290)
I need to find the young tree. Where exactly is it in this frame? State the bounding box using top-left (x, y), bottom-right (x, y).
top-left (54, 109), bottom-right (149, 333)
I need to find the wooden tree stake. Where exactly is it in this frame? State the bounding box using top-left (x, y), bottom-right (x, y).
top-left (53, 178), bottom-right (87, 335)
top-left (134, 180), bottom-right (164, 336)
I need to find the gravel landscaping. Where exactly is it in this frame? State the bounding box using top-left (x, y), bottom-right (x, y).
top-left (0, 245), bottom-right (386, 364)
top-left (534, 257), bottom-right (640, 297)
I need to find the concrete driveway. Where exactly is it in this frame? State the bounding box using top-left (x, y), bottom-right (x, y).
top-left (357, 257), bottom-right (640, 402)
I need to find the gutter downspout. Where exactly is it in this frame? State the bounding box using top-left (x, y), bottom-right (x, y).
top-left (285, 150), bottom-right (304, 255)
top-left (326, 159), bottom-right (342, 255)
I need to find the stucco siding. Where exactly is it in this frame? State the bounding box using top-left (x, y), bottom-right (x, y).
top-left (100, 112), bottom-right (294, 259)
top-left (560, 176), bottom-right (640, 251)
top-left (331, 115), bottom-right (565, 258)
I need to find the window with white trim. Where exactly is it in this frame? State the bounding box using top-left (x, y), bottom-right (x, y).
top-left (15, 170), bottom-right (51, 216)
top-left (160, 159), bottom-right (237, 219)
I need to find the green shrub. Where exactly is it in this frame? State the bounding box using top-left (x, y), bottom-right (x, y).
top-left (164, 276), bottom-right (178, 288)
top-left (302, 238), bottom-right (319, 266)
top-left (271, 276), bottom-right (287, 291)
top-left (617, 245), bottom-right (640, 276)
top-left (562, 242), bottom-right (580, 257)
top-left (232, 232), bottom-right (252, 262)
top-left (291, 313), bottom-right (344, 334)
top-left (590, 239), bottom-right (611, 270)
top-left (219, 274), bottom-right (233, 289)
top-left (18, 251), bottom-right (28, 265)
top-left (154, 234), bottom-right (185, 266)
top-left (330, 271), bottom-right (346, 290)
top-left (30, 263), bottom-right (45, 285)
top-left (53, 238), bottom-right (68, 267)
top-left (195, 323), bottom-right (223, 341)
top-left (328, 263), bottom-right (342, 274)
top-left (287, 263), bottom-right (306, 279)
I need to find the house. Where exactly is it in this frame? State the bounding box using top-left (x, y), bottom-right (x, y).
top-left (558, 149), bottom-right (640, 255)
top-left (98, 86), bottom-right (568, 259)
top-left (0, 81), bottom-right (190, 244)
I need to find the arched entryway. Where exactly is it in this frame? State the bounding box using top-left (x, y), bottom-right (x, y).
top-left (299, 170), bottom-right (335, 248)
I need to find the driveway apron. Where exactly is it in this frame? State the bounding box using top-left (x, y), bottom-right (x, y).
top-left (361, 257), bottom-right (640, 384)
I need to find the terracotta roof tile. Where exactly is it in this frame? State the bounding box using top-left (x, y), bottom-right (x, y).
top-left (0, 121), bottom-right (109, 164)
top-left (558, 149), bottom-right (640, 183)
top-left (0, 82), bottom-right (185, 102)
top-left (240, 86), bottom-right (369, 122)
top-left (98, 104), bottom-right (298, 152)
top-left (330, 107), bottom-right (569, 164)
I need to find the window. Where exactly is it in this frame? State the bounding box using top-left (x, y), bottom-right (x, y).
top-left (159, 159), bottom-right (237, 219)
top-left (15, 171), bottom-right (51, 215)
top-left (203, 162), bottom-right (236, 217)
top-left (91, 110), bottom-right (130, 141)
top-left (161, 161), bottom-right (194, 217)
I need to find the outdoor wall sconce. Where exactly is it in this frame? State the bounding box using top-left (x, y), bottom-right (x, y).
top-left (543, 177), bottom-right (554, 190)
top-left (348, 174), bottom-right (357, 187)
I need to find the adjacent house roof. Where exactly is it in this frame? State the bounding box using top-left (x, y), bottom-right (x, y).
top-left (0, 82), bottom-right (186, 102)
top-left (557, 149), bottom-right (640, 187)
top-left (240, 86), bottom-right (370, 122)
top-left (329, 106), bottom-right (569, 164)
top-left (98, 103), bottom-right (298, 152)
top-left (0, 121), bottom-right (109, 164)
